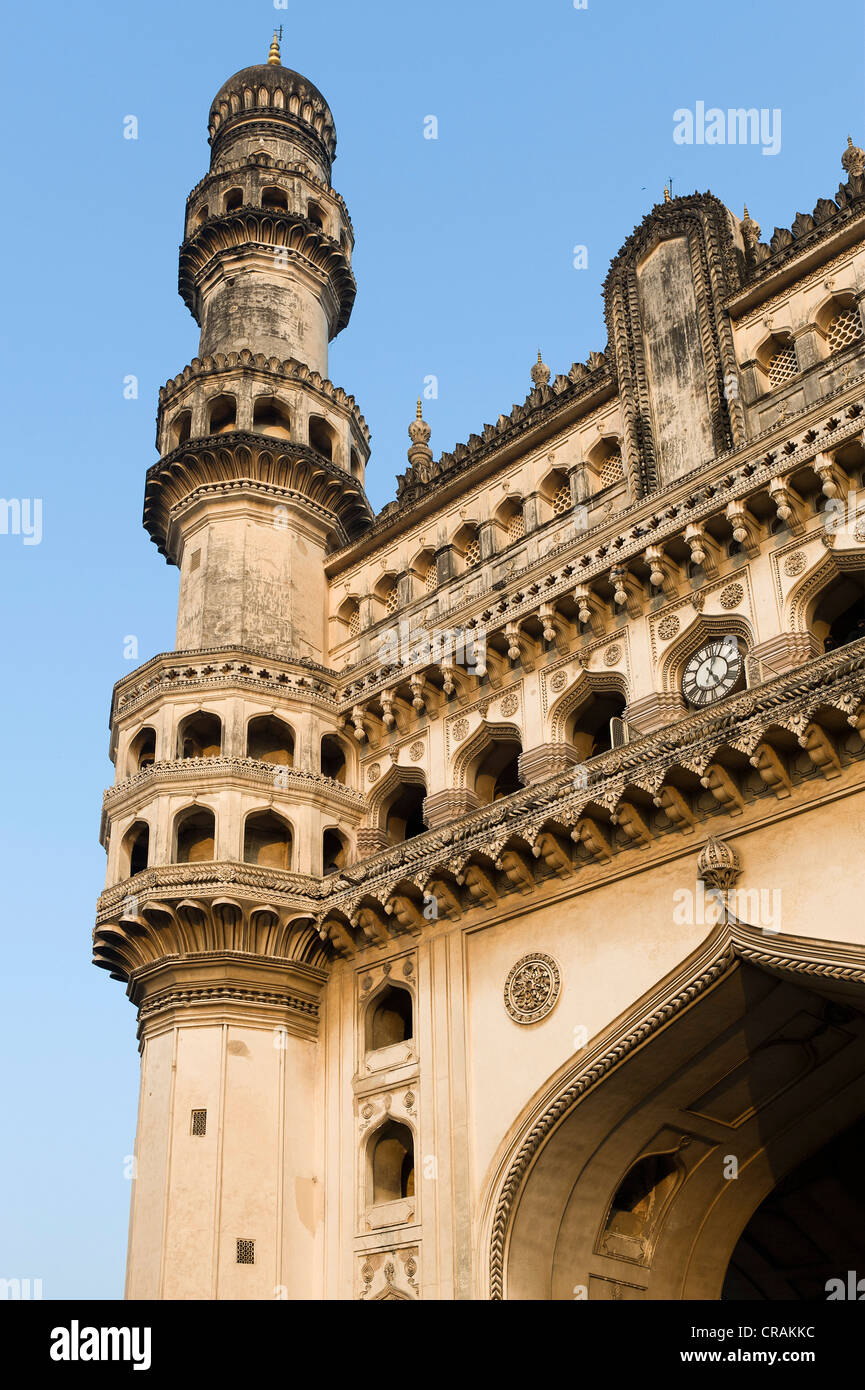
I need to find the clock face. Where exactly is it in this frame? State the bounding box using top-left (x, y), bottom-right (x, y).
top-left (682, 639), bottom-right (742, 706)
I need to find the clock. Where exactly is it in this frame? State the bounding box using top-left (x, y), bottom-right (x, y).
top-left (681, 638), bottom-right (742, 706)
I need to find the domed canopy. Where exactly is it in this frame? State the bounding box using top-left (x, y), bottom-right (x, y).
top-left (208, 52), bottom-right (337, 165)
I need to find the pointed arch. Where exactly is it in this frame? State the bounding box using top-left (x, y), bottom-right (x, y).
top-left (548, 670), bottom-right (630, 743)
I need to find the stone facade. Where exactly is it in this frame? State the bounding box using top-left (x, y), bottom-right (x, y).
top-left (94, 40), bottom-right (865, 1301)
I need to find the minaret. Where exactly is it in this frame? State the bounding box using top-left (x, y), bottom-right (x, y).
top-left (146, 30), bottom-right (371, 662)
top-left (93, 38), bottom-right (368, 1300)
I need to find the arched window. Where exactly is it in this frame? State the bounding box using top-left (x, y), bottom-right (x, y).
top-left (495, 498), bottom-right (525, 545)
top-left (371, 1121), bottom-right (414, 1204)
top-left (321, 734), bottom-right (347, 783)
top-left (223, 188), bottom-right (243, 213)
top-left (472, 738), bottom-right (523, 804)
top-left (322, 828), bottom-right (348, 874)
top-left (207, 394), bottom-right (237, 434)
top-left (587, 438), bottom-right (624, 490)
top-left (246, 714), bottom-right (294, 765)
top-left (367, 984), bottom-right (413, 1051)
top-left (175, 808), bottom-right (215, 864)
top-left (384, 784), bottom-right (426, 843)
top-left (309, 415), bottom-right (336, 461)
top-left (194, 204), bottom-right (209, 228)
top-left (128, 727), bottom-right (156, 776)
top-left (122, 821), bottom-right (150, 877)
top-left (757, 333), bottom-right (798, 390)
top-left (252, 395), bottom-right (291, 439)
top-left (826, 305), bottom-right (863, 353)
top-left (170, 410), bottom-right (192, 448)
top-left (307, 200), bottom-right (325, 230)
top-left (177, 711), bottom-right (222, 760)
top-left (568, 691), bottom-right (627, 761)
top-left (813, 573), bottom-right (865, 652)
top-left (261, 185), bottom-right (288, 211)
top-left (350, 448), bottom-right (362, 480)
top-left (243, 810), bottom-right (292, 869)
top-left (453, 524), bottom-right (481, 571)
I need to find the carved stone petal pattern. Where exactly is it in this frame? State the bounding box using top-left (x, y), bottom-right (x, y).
top-left (409, 741), bottom-right (424, 761)
top-left (452, 717), bottom-right (470, 741)
top-left (500, 692), bottom-right (519, 717)
top-left (550, 671), bottom-right (568, 692)
top-left (657, 614), bottom-right (680, 641)
top-left (719, 583), bottom-right (744, 610)
top-left (604, 644), bottom-right (622, 666)
top-left (504, 952), bottom-right (561, 1024)
top-left (784, 551), bottom-right (807, 577)
top-left (367, 762), bottom-right (381, 783)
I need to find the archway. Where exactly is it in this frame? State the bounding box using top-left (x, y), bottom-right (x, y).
top-left (487, 918), bottom-right (865, 1300)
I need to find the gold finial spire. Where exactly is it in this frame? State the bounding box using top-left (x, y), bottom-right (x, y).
top-left (416, 398), bottom-right (423, 419)
top-left (268, 30), bottom-right (281, 66)
top-left (664, 183), bottom-right (671, 203)
top-left (743, 203), bottom-right (749, 219)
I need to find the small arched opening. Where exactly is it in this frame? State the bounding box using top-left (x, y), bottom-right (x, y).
top-left (177, 712), bottom-right (222, 760)
top-left (207, 394), bottom-right (237, 434)
top-left (243, 810), bottom-right (292, 870)
top-left (322, 828), bottom-right (348, 875)
top-left (223, 187), bottom-right (243, 213)
top-left (175, 807), bottom-right (215, 864)
top-left (261, 185), bottom-right (288, 212)
top-left (170, 410), bottom-right (192, 449)
top-left (384, 783), bottom-right (427, 844)
top-left (252, 395), bottom-right (291, 439)
top-left (309, 415), bottom-right (336, 461)
top-left (122, 820), bottom-right (150, 878)
top-left (128, 727), bottom-right (156, 777)
top-left (569, 690), bottom-right (627, 761)
top-left (246, 714), bottom-right (294, 766)
top-left (321, 734), bottom-right (347, 783)
top-left (371, 1121), bottom-right (415, 1204)
top-left (472, 738), bottom-right (523, 805)
top-left (367, 984), bottom-right (413, 1051)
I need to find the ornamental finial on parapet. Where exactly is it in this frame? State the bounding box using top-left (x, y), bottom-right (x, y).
top-left (407, 399), bottom-right (433, 468)
top-left (531, 350), bottom-right (550, 388)
top-left (268, 29), bottom-right (282, 66)
top-left (842, 134), bottom-right (865, 179)
top-left (742, 203), bottom-right (761, 249)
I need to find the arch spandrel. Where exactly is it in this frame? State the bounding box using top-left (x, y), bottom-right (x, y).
top-left (480, 917), bottom-right (865, 1300)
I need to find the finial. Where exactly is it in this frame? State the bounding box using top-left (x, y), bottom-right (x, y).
top-left (842, 134), bottom-right (865, 179)
top-left (268, 30), bottom-right (281, 66)
top-left (664, 183), bottom-right (671, 203)
top-left (742, 203), bottom-right (761, 247)
top-left (531, 351), bottom-right (550, 389)
top-left (407, 399), bottom-right (432, 469)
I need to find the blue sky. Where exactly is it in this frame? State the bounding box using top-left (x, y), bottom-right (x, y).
top-left (1, 0), bottom-right (861, 1298)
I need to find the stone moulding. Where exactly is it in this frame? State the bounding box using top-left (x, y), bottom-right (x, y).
top-left (481, 916), bottom-right (865, 1299)
top-left (103, 757), bottom-right (366, 810)
top-left (178, 209), bottom-right (355, 331)
top-left (143, 434), bottom-right (373, 555)
top-left (339, 400), bottom-right (865, 706)
top-left (317, 645), bottom-right (865, 924)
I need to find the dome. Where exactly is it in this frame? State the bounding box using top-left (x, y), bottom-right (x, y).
top-left (208, 59), bottom-right (337, 164)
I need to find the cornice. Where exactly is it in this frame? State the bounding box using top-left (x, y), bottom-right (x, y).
top-left (143, 432), bottom-right (373, 556)
top-left (178, 207), bottom-right (354, 331)
top-left (320, 644), bottom-right (865, 921)
top-left (339, 391), bottom-right (865, 706)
